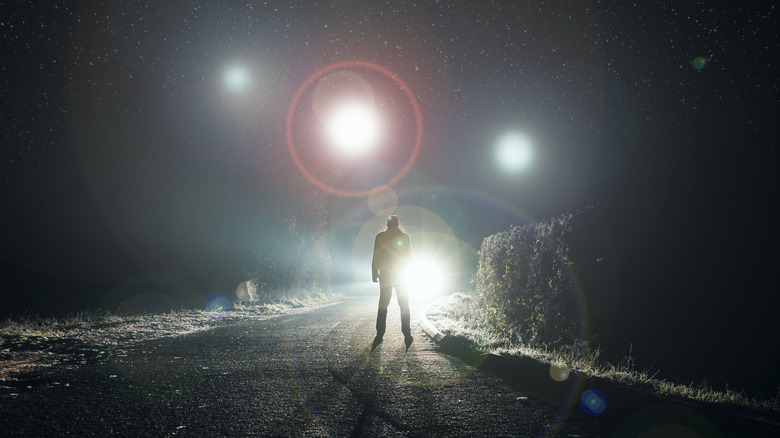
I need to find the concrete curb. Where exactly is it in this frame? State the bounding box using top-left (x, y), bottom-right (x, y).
top-left (418, 309), bottom-right (445, 343)
top-left (418, 303), bottom-right (780, 435)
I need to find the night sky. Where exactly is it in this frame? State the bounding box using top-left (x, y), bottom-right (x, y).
top-left (2, 2), bottom-right (778, 396)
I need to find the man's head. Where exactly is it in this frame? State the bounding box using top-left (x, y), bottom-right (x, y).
top-left (387, 215), bottom-right (399, 228)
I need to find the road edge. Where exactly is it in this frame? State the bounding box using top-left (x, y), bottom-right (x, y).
top-left (418, 301), bottom-right (780, 435)
top-left (418, 308), bottom-right (445, 343)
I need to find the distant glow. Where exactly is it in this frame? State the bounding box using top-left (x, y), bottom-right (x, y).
top-left (402, 255), bottom-right (447, 298)
top-left (224, 65), bottom-right (251, 92)
top-left (495, 132), bottom-right (533, 172)
top-left (326, 103), bottom-right (380, 154)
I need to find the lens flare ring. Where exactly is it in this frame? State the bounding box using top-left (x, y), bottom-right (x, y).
top-left (286, 60), bottom-right (423, 197)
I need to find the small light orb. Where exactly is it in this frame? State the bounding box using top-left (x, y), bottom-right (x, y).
top-left (495, 132), bottom-right (533, 172)
top-left (224, 65), bottom-right (251, 92)
top-left (326, 103), bottom-right (380, 154)
top-left (580, 388), bottom-right (607, 415)
top-left (549, 363), bottom-right (570, 382)
top-left (691, 57), bottom-right (708, 70)
top-left (205, 293), bottom-right (232, 319)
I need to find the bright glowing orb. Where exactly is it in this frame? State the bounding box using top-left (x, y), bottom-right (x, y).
top-left (402, 255), bottom-right (447, 298)
top-left (224, 65), bottom-right (251, 92)
top-left (496, 132), bottom-right (533, 172)
top-left (326, 103), bottom-right (380, 154)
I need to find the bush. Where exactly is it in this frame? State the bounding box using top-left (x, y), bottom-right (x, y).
top-left (474, 206), bottom-right (617, 349)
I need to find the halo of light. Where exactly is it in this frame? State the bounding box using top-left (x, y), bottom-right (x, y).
top-left (496, 132), bottom-right (533, 172)
top-left (332, 183), bottom-right (593, 346)
top-left (383, 184), bottom-right (597, 427)
top-left (286, 60), bottom-right (423, 197)
top-left (352, 159), bottom-right (394, 191)
top-left (326, 103), bottom-right (380, 154)
top-left (312, 69), bottom-right (374, 125)
top-left (160, 9), bottom-right (284, 165)
top-left (445, 76), bottom-right (603, 212)
top-left (401, 254), bottom-right (447, 299)
top-left (323, 183), bottom-right (597, 402)
top-left (223, 64), bottom-right (251, 92)
top-left (367, 185), bottom-right (399, 216)
top-left (350, 205), bottom-right (461, 304)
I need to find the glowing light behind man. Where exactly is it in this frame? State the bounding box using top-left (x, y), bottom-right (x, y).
top-left (349, 207), bottom-right (461, 301)
top-left (401, 254), bottom-right (448, 299)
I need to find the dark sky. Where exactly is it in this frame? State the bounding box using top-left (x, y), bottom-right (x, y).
top-left (2, 1), bottom-right (778, 393)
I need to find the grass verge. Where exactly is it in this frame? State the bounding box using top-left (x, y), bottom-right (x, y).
top-left (424, 292), bottom-right (780, 414)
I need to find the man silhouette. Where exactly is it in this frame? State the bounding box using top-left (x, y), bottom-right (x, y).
top-left (371, 215), bottom-right (414, 351)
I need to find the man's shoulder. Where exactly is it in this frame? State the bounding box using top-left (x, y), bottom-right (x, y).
top-left (376, 227), bottom-right (408, 239)
top-left (386, 228), bottom-right (408, 238)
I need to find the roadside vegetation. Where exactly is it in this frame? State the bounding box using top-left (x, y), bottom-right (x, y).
top-left (0, 295), bottom-right (338, 381)
top-left (1, 168), bottom-right (336, 386)
top-left (425, 293), bottom-right (779, 413)
top-left (424, 205), bottom-right (779, 413)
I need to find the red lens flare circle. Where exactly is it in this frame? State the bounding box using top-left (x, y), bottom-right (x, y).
top-left (286, 60), bottom-right (423, 197)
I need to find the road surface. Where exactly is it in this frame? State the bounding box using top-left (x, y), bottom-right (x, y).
top-left (1, 297), bottom-right (615, 436)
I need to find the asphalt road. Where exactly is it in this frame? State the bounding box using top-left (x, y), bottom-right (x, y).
top-left (0, 297), bottom-right (617, 437)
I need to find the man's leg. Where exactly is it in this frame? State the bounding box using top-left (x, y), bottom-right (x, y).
top-left (372, 282), bottom-right (392, 350)
top-left (396, 287), bottom-right (413, 349)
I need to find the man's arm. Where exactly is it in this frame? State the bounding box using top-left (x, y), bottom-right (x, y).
top-left (402, 234), bottom-right (413, 260)
top-left (371, 234), bottom-right (380, 282)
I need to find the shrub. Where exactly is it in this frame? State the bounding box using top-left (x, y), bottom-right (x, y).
top-left (474, 206), bottom-right (616, 349)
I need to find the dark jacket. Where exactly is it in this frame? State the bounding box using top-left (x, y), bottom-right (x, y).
top-left (371, 225), bottom-right (412, 284)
